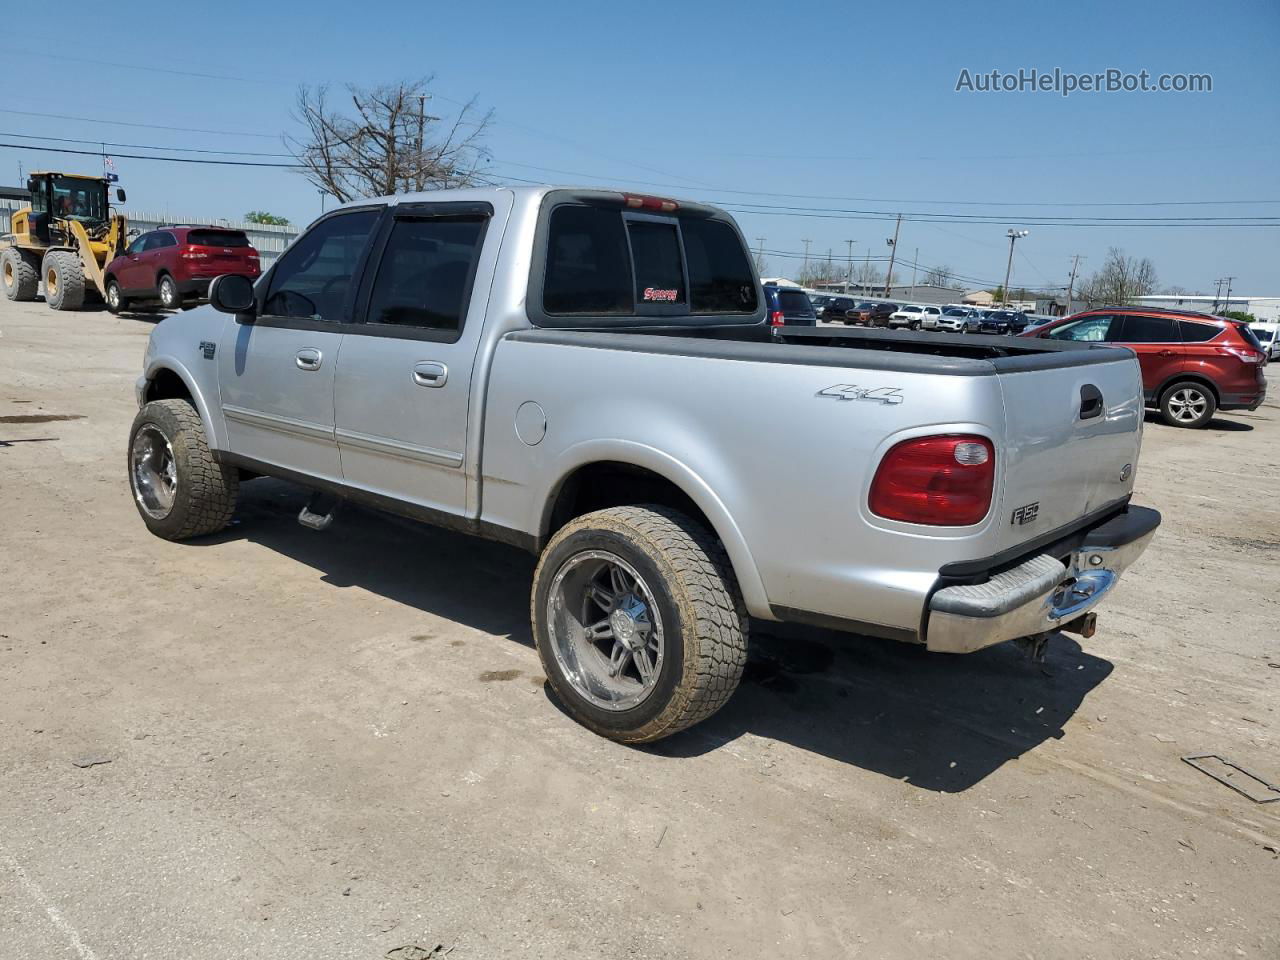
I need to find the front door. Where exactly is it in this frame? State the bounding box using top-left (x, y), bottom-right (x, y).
top-left (217, 207), bottom-right (382, 484)
top-left (117, 232), bottom-right (152, 292)
top-left (334, 201), bottom-right (496, 517)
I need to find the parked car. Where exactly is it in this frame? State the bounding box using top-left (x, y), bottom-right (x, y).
top-left (980, 309), bottom-right (1029, 335)
top-left (865, 302), bottom-right (900, 328)
top-left (935, 306), bottom-right (979, 333)
top-left (813, 294), bottom-right (857, 322)
top-left (104, 226), bottom-right (261, 313)
top-left (1023, 307), bottom-right (1267, 428)
top-left (847, 301), bottom-right (877, 324)
top-left (1248, 322), bottom-right (1280, 361)
top-left (129, 184), bottom-right (1159, 744)
top-left (764, 283), bottom-right (818, 329)
top-left (891, 304), bottom-right (942, 330)
top-left (1022, 313), bottom-right (1058, 333)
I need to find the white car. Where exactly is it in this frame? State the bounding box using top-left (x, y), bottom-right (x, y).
top-left (889, 304), bottom-right (941, 330)
top-left (1249, 322), bottom-right (1280, 361)
top-left (936, 306), bottom-right (978, 333)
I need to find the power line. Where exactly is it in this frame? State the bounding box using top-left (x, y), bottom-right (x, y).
top-left (0, 108), bottom-right (279, 139)
top-left (0, 131), bottom-right (295, 158)
top-left (0, 141), bottom-right (300, 168)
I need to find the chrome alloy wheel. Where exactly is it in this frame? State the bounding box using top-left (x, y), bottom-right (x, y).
top-left (546, 550), bottom-right (665, 711)
top-left (131, 425), bottom-right (178, 519)
top-left (1168, 387), bottom-right (1209, 424)
top-left (107, 283), bottom-right (120, 310)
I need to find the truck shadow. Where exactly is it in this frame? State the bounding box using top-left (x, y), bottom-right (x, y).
top-left (211, 479), bottom-right (1112, 792)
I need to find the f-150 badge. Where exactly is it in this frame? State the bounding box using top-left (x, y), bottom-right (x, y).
top-left (816, 384), bottom-right (904, 405)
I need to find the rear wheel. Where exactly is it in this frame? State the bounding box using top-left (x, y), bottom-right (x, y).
top-left (41, 251), bottom-right (85, 311)
top-left (2, 247), bottom-right (39, 301)
top-left (158, 274), bottom-right (182, 310)
top-left (105, 279), bottom-right (128, 315)
top-left (532, 505), bottom-right (748, 744)
top-left (1159, 380), bottom-right (1216, 428)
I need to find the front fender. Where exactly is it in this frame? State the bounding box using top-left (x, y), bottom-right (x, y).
top-left (139, 357), bottom-right (225, 451)
top-left (541, 438), bottom-right (774, 621)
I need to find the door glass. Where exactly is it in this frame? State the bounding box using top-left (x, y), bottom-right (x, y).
top-left (263, 209), bottom-right (380, 321)
top-left (1117, 315), bottom-right (1180, 343)
top-left (126, 234), bottom-right (149, 255)
top-left (627, 220), bottom-right (685, 305)
top-left (1178, 319), bottom-right (1223, 342)
top-left (1046, 315), bottom-right (1116, 342)
top-left (365, 216), bottom-right (486, 337)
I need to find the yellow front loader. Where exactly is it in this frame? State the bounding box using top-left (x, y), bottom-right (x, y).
top-left (1, 172), bottom-right (128, 310)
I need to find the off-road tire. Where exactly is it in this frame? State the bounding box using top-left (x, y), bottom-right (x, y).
top-left (2, 247), bottom-right (39, 301)
top-left (532, 505), bottom-right (748, 744)
top-left (42, 251), bottom-right (86, 311)
top-left (1159, 380), bottom-right (1217, 429)
top-left (105, 279), bottom-right (128, 315)
top-left (158, 274), bottom-right (182, 310)
top-left (128, 399), bottom-right (239, 540)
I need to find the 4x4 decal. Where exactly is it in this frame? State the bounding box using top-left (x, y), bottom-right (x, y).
top-left (816, 384), bottom-right (904, 405)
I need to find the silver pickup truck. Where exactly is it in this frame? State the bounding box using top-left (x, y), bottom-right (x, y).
top-left (130, 186), bottom-right (1160, 743)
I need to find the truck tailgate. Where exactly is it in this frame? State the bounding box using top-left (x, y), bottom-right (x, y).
top-left (994, 355), bottom-right (1143, 552)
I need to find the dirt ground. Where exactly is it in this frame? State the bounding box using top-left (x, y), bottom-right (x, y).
top-left (1, 297), bottom-right (1277, 960)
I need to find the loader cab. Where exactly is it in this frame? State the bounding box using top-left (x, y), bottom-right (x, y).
top-left (26, 172), bottom-right (115, 243)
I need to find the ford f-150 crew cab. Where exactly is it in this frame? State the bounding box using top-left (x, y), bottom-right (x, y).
top-left (130, 186), bottom-right (1160, 743)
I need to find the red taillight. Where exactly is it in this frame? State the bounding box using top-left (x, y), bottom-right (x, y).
top-left (179, 245), bottom-right (209, 260)
top-left (869, 434), bottom-right (995, 526)
top-left (770, 310), bottom-right (786, 327)
top-left (622, 192), bottom-right (679, 212)
top-left (1222, 344), bottom-right (1264, 364)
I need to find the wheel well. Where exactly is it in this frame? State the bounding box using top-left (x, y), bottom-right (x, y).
top-left (144, 367), bottom-right (194, 405)
top-left (1158, 374), bottom-right (1219, 404)
top-left (545, 462), bottom-right (716, 545)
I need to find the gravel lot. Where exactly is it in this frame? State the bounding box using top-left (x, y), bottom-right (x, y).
top-left (2, 298), bottom-right (1277, 960)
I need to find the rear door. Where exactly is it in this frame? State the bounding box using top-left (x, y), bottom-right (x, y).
top-left (333, 199), bottom-right (499, 517)
top-left (1112, 313), bottom-right (1184, 399)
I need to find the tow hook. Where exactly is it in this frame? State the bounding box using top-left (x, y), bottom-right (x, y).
top-left (1015, 632), bottom-right (1052, 662)
top-left (1060, 611), bottom-right (1098, 639)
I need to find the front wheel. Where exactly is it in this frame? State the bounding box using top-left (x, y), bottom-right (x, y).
top-left (1159, 381), bottom-right (1216, 428)
top-left (105, 279), bottom-right (128, 315)
top-left (128, 399), bottom-right (239, 539)
top-left (42, 251), bottom-right (86, 311)
top-left (532, 505), bottom-right (748, 744)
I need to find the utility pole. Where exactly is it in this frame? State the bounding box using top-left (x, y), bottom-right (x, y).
top-left (863, 248), bottom-right (871, 293)
top-left (413, 94), bottom-right (440, 191)
top-left (1221, 276), bottom-right (1236, 315)
top-left (754, 237), bottom-right (766, 275)
top-left (883, 214), bottom-right (902, 297)
top-left (909, 246), bottom-right (918, 299)
top-left (801, 238), bottom-right (812, 284)
top-left (1212, 278), bottom-right (1225, 313)
top-left (319, 188), bottom-right (326, 214)
top-left (845, 239), bottom-right (854, 292)
top-left (1002, 229), bottom-right (1029, 305)
top-left (1065, 254), bottom-right (1084, 315)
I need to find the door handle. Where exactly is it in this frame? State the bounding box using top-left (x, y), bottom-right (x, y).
top-left (1158, 349), bottom-right (1176, 357)
top-left (295, 348), bottom-right (323, 371)
top-left (413, 361), bottom-right (448, 388)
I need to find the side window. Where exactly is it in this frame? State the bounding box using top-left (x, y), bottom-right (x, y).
top-left (682, 217), bottom-right (756, 313)
top-left (151, 232), bottom-right (176, 250)
top-left (627, 219), bottom-right (685, 306)
top-left (364, 216), bottom-right (487, 337)
top-left (263, 209), bottom-right (380, 322)
top-left (1117, 314), bottom-right (1179, 343)
top-left (1045, 315), bottom-right (1117, 342)
top-left (1178, 319), bottom-right (1222, 342)
top-left (543, 205), bottom-right (632, 315)
top-left (126, 233), bottom-right (149, 255)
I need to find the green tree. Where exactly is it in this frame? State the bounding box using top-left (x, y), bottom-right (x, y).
top-left (1223, 310), bottom-right (1256, 323)
top-left (245, 211), bottom-right (291, 226)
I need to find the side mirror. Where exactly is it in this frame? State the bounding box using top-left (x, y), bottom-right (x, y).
top-left (116, 188), bottom-right (127, 203)
top-left (209, 274), bottom-right (256, 316)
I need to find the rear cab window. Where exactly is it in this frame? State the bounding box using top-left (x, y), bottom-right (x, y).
top-left (534, 192), bottom-right (759, 326)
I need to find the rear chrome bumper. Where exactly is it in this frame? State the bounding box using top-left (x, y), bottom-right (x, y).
top-left (925, 506), bottom-right (1160, 654)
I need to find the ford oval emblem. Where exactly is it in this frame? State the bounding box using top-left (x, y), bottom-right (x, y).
top-left (1120, 463), bottom-right (1133, 481)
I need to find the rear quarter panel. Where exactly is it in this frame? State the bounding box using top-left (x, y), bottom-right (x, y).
top-left (479, 337), bottom-right (1015, 636)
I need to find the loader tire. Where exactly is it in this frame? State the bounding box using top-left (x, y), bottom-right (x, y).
top-left (42, 251), bottom-right (86, 311)
top-left (2, 247), bottom-right (39, 301)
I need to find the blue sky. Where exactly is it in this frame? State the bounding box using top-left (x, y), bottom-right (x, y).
top-left (6, 0), bottom-right (1277, 293)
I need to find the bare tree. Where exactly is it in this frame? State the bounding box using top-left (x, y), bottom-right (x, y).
top-left (289, 78), bottom-right (493, 202)
top-left (923, 264), bottom-right (955, 287)
top-left (854, 260), bottom-right (883, 290)
top-left (1083, 247), bottom-right (1159, 305)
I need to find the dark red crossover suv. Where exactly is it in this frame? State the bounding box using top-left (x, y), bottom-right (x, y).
top-left (1022, 307), bottom-right (1267, 428)
top-left (104, 226), bottom-right (260, 312)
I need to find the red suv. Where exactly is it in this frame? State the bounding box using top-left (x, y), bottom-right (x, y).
top-left (104, 226), bottom-right (260, 313)
top-left (1022, 307), bottom-right (1267, 428)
